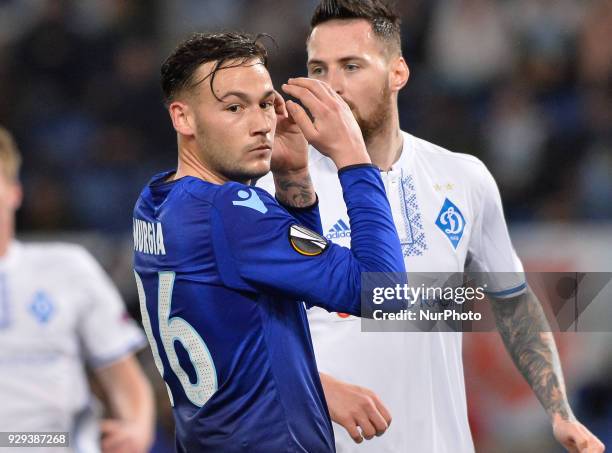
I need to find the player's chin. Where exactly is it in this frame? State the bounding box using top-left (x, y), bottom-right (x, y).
top-left (247, 152), bottom-right (271, 176)
top-left (243, 159), bottom-right (271, 181)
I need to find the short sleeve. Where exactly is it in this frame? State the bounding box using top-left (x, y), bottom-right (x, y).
top-left (74, 248), bottom-right (146, 368)
top-left (466, 164), bottom-right (527, 298)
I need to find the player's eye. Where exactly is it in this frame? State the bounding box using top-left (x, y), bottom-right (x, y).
top-left (310, 67), bottom-right (324, 76)
top-left (227, 104), bottom-right (243, 113)
top-left (345, 64), bottom-right (359, 72)
top-left (260, 101), bottom-right (274, 110)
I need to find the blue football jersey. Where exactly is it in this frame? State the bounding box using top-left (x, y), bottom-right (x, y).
top-left (133, 165), bottom-right (404, 452)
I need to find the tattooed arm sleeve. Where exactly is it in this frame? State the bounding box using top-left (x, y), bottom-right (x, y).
top-left (491, 288), bottom-right (574, 421)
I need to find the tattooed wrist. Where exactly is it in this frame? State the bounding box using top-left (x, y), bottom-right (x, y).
top-left (273, 170), bottom-right (316, 208)
top-left (491, 290), bottom-right (573, 422)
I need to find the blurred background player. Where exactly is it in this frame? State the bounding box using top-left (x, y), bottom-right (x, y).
top-left (0, 125), bottom-right (155, 453)
top-left (260, 0), bottom-right (604, 452)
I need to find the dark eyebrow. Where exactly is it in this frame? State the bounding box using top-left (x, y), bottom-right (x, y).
top-left (218, 90), bottom-right (275, 102)
top-left (308, 56), bottom-right (366, 67)
top-left (218, 91), bottom-right (249, 102)
top-left (261, 90), bottom-right (276, 100)
top-left (307, 59), bottom-right (327, 67)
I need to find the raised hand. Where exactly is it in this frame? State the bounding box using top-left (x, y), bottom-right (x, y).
top-left (271, 91), bottom-right (309, 175)
top-left (281, 78), bottom-right (370, 170)
top-left (270, 90), bottom-right (315, 208)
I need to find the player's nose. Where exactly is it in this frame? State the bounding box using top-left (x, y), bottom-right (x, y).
top-left (249, 108), bottom-right (273, 136)
top-left (327, 70), bottom-right (345, 95)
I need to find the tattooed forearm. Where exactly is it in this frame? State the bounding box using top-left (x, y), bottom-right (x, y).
top-left (273, 171), bottom-right (316, 208)
top-left (491, 289), bottom-right (574, 421)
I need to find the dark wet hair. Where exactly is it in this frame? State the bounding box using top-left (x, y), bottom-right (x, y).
top-left (161, 32), bottom-right (269, 105)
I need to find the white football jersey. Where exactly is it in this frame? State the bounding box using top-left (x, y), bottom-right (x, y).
top-left (0, 241), bottom-right (146, 453)
top-left (258, 131), bottom-right (525, 453)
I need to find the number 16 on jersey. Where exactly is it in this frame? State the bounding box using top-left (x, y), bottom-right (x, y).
top-left (134, 271), bottom-right (217, 407)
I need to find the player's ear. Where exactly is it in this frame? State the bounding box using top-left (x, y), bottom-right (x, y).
top-left (389, 56), bottom-right (409, 93)
top-left (168, 101), bottom-right (196, 136)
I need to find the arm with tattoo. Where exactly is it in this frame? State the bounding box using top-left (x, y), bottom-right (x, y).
top-left (273, 169), bottom-right (316, 208)
top-left (491, 289), bottom-right (605, 451)
top-left (491, 288), bottom-right (572, 421)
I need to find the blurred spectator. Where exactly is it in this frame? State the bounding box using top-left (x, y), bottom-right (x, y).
top-left (504, 0), bottom-right (584, 93)
top-left (579, 0), bottom-right (612, 86)
top-left (427, 0), bottom-right (515, 94)
top-left (578, 142), bottom-right (612, 219)
top-left (0, 0), bottom-right (609, 230)
top-left (0, 0), bottom-right (46, 48)
top-left (483, 79), bottom-right (548, 217)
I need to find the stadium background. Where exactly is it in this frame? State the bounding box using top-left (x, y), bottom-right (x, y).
top-left (1, 0), bottom-right (610, 451)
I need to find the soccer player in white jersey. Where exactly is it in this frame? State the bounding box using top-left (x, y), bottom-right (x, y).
top-left (259, 1), bottom-right (605, 451)
top-left (0, 126), bottom-right (155, 453)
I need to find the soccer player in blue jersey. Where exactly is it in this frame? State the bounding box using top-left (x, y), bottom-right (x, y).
top-left (132, 32), bottom-right (404, 452)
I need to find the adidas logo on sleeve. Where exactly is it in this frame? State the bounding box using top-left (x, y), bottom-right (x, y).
top-left (325, 219), bottom-right (351, 240)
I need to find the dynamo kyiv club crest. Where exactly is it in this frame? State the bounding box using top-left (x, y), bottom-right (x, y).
top-left (29, 291), bottom-right (55, 324)
top-left (435, 198), bottom-right (465, 249)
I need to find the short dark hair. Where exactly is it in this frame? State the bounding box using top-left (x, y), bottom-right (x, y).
top-left (161, 32), bottom-right (269, 105)
top-left (310, 0), bottom-right (402, 55)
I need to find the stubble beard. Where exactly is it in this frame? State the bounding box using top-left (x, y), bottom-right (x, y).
top-left (199, 134), bottom-right (270, 184)
top-left (213, 152), bottom-right (270, 184)
top-left (223, 164), bottom-right (269, 184)
top-left (351, 83), bottom-right (393, 144)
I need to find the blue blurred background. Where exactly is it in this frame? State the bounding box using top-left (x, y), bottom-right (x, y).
top-left (1, 0), bottom-right (610, 451)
